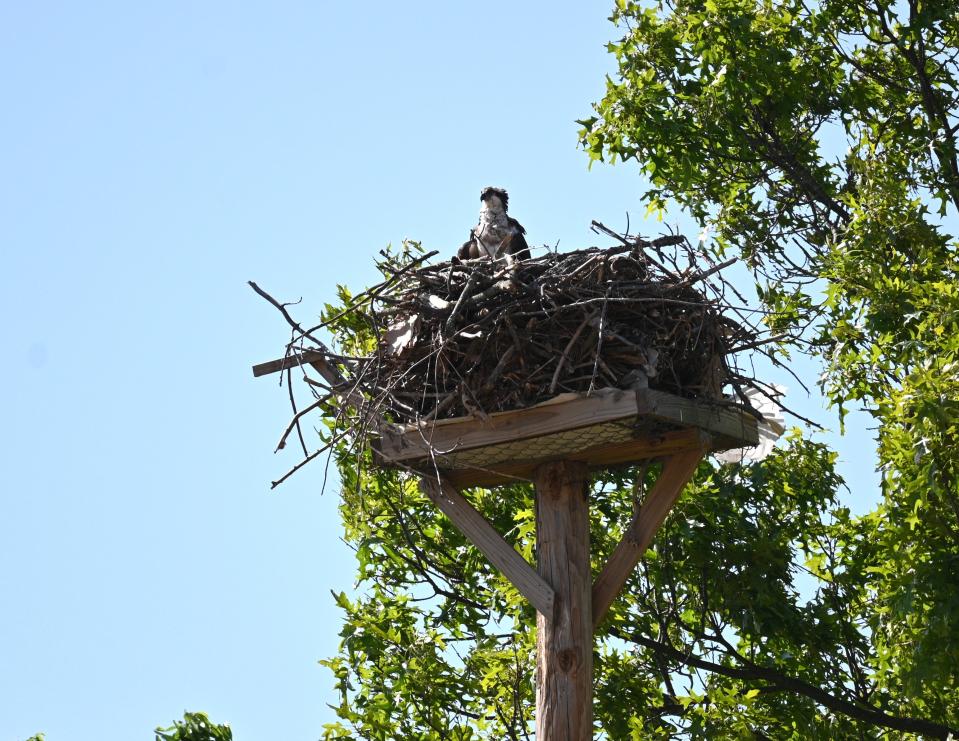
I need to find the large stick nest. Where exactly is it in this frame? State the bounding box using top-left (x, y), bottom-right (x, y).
top-left (254, 224), bottom-right (787, 487)
top-left (370, 246), bottom-right (746, 424)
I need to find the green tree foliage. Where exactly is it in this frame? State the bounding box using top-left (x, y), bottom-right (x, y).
top-left (155, 711), bottom-right (232, 741)
top-left (320, 1), bottom-right (959, 736)
top-left (577, 0), bottom-right (959, 733)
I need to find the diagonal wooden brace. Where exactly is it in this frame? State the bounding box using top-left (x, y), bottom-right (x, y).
top-left (592, 441), bottom-right (708, 629)
top-left (420, 476), bottom-right (555, 617)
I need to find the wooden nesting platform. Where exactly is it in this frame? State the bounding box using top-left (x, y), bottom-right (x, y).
top-left (374, 388), bottom-right (758, 488)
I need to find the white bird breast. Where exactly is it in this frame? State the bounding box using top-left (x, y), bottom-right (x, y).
top-left (475, 210), bottom-right (513, 258)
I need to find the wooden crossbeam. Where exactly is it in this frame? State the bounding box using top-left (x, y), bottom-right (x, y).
top-left (252, 353), bottom-right (367, 414)
top-left (419, 477), bottom-right (555, 617)
top-left (591, 443), bottom-right (707, 628)
top-left (374, 388), bottom-right (758, 477)
top-left (441, 428), bottom-right (706, 489)
top-left (251, 350), bottom-right (330, 378)
top-left (635, 389), bottom-right (756, 448)
top-left (378, 389), bottom-right (636, 463)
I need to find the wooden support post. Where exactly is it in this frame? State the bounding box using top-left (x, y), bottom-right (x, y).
top-left (420, 477), bottom-right (555, 618)
top-left (591, 444), bottom-right (706, 628)
top-left (533, 460), bottom-right (592, 741)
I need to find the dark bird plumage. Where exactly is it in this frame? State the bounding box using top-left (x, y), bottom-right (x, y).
top-left (458, 187), bottom-right (531, 261)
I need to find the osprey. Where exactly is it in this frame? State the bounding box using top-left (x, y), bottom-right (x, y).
top-left (457, 187), bottom-right (531, 261)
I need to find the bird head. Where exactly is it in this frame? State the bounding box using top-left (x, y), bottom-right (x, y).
top-left (480, 187), bottom-right (509, 212)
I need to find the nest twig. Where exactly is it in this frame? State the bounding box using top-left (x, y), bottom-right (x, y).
top-left (253, 224), bottom-right (791, 487)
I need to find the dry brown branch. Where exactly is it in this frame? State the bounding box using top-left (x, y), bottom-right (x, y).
top-left (275, 393), bottom-right (334, 452)
top-left (253, 229), bottom-right (784, 486)
top-left (549, 311), bottom-right (597, 395)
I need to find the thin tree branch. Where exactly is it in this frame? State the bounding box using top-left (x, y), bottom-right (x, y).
top-left (614, 629), bottom-right (957, 739)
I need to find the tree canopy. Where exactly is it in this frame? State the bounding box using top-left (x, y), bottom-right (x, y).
top-left (319, 0), bottom-right (959, 737)
top-left (154, 711), bottom-right (233, 741)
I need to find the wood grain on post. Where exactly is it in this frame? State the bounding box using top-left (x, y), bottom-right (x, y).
top-left (534, 460), bottom-right (592, 741)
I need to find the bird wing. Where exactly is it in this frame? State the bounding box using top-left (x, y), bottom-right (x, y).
top-left (506, 217), bottom-right (530, 260)
top-left (457, 230), bottom-right (477, 259)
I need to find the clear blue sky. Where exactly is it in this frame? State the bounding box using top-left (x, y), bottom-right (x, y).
top-left (1, 3), bottom-right (877, 739)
